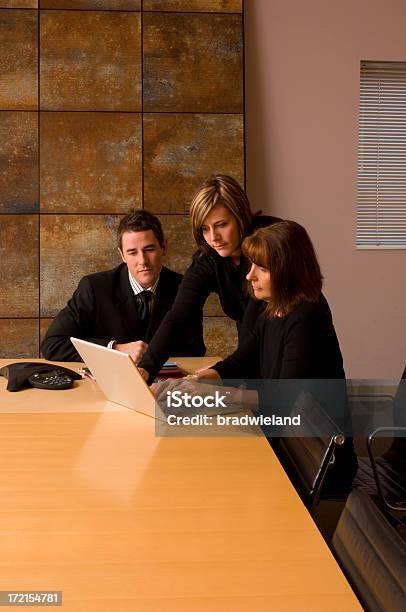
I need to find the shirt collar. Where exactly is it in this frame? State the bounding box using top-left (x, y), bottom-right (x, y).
top-left (128, 270), bottom-right (159, 296)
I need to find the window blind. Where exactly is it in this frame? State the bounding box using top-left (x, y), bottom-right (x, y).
top-left (357, 61), bottom-right (406, 248)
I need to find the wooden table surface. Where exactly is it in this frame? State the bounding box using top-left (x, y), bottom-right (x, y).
top-left (0, 358), bottom-right (361, 611)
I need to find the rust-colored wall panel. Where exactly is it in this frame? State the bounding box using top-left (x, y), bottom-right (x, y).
top-left (0, 10), bottom-right (37, 110)
top-left (158, 214), bottom-right (194, 275)
top-left (1, 2), bottom-right (37, 7)
top-left (0, 112), bottom-right (38, 213)
top-left (39, 317), bottom-right (52, 349)
top-left (0, 319), bottom-right (38, 358)
top-left (144, 0), bottom-right (242, 12)
top-left (40, 11), bottom-right (141, 111)
top-left (204, 293), bottom-right (223, 317)
top-left (40, 215), bottom-right (122, 316)
top-left (40, 113), bottom-right (141, 213)
top-left (143, 13), bottom-right (243, 112)
top-left (1, 8), bottom-right (244, 361)
top-left (40, 1), bottom-right (140, 9)
top-left (144, 113), bottom-right (244, 213)
top-left (203, 316), bottom-right (238, 358)
top-left (0, 215), bottom-right (38, 317)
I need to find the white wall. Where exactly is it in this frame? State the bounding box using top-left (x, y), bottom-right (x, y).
top-left (245, 0), bottom-right (406, 378)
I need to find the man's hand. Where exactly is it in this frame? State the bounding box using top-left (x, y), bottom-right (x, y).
top-left (114, 341), bottom-right (148, 364)
top-left (138, 367), bottom-right (150, 382)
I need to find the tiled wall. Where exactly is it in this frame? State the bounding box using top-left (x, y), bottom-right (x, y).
top-left (0, 0), bottom-right (243, 359)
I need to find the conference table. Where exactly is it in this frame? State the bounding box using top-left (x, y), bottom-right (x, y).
top-left (0, 358), bottom-right (361, 611)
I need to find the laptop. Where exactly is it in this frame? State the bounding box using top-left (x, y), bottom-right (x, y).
top-left (70, 337), bottom-right (165, 421)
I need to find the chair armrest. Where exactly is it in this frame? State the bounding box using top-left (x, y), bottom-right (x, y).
top-left (367, 426), bottom-right (406, 513)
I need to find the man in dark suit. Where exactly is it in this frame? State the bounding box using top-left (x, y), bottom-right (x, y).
top-left (41, 210), bottom-right (205, 362)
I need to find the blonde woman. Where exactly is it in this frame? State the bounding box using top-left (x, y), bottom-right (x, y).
top-left (139, 175), bottom-right (280, 381)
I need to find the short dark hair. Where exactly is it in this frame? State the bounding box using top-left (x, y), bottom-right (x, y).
top-left (242, 221), bottom-right (323, 318)
top-left (117, 210), bottom-right (165, 249)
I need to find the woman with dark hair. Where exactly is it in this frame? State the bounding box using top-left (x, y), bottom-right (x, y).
top-left (195, 220), bottom-right (357, 492)
top-left (198, 220), bottom-right (344, 380)
top-left (138, 175), bottom-right (280, 381)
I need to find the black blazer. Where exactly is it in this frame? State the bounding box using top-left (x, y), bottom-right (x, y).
top-left (41, 264), bottom-right (205, 362)
top-left (139, 215), bottom-right (281, 378)
top-left (213, 295), bottom-right (345, 380)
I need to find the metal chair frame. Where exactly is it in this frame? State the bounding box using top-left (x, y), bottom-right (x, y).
top-left (367, 426), bottom-right (406, 513)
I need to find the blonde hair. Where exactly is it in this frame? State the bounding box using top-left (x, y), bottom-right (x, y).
top-left (190, 175), bottom-right (253, 253)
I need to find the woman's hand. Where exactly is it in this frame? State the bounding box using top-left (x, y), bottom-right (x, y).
top-left (150, 377), bottom-right (182, 398)
top-left (153, 377), bottom-right (202, 411)
top-left (192, 368), bottom-right (221, 380)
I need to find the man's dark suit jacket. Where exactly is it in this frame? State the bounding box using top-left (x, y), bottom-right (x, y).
top-left (41, 264), bottom-right (205, 362)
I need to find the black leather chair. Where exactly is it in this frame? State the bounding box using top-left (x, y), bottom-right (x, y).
top-left (366, 426), bottom-right (406, 513)
top-left (274, 390), bottom-right (355, 512)
top-left (351, 366), bottom-right (406, 516)
top-left (332, 488), bottom-right (406, 612)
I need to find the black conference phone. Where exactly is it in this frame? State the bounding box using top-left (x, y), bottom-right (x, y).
top-left (0, 362), bottom-right (82, 392)
top-left (27, 370), bottom-right (75, 390)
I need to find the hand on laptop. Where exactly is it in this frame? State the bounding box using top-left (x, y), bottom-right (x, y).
top-left (153, 377), bottom-right (211, 413)
top-left (192, 367), bottom-right (221, 380)
top-left (138, 367), bottom-right (149, 382)
top-left (114, 340), bottom-right (148, 364)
